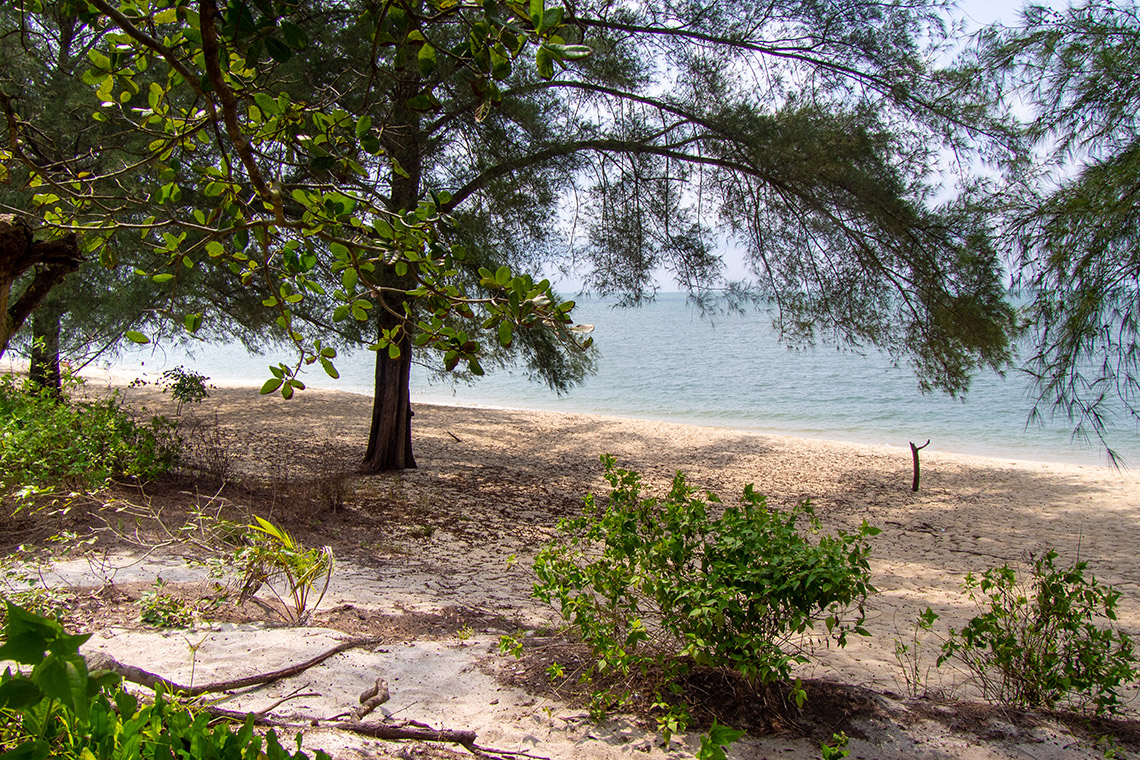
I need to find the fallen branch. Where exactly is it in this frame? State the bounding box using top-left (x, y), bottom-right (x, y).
top-left (88, 635), bottom-right (385, 697)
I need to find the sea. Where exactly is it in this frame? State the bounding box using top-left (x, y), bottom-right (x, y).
top-left (104, 292), bottom-right (1137, 467)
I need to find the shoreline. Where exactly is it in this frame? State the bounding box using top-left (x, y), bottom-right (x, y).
top-left (3, 358), bottom-right (1125, 471)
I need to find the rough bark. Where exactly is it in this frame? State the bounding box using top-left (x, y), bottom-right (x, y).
top-left (0, 214), bottom-right (81, 359)
top-left (361, 58), bottom-right (423, 472)
top-left (29, 294), bottom-right (63, 394)
top-left (362, 315), bottom-right (417, 471)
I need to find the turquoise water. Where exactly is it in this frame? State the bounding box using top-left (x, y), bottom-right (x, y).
top-left (107, 293), bottom-right (1137, 466)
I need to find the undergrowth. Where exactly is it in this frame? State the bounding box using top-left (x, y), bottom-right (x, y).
top-left (0, 374), bottom-right (175, 514)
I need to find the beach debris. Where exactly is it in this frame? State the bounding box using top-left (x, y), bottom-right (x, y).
top-left (910, 439), bottom-right (931, 492)
top-left (87, 635), bottom-right (385, 697)
top-left (355, 675), bottom-right (391, 720)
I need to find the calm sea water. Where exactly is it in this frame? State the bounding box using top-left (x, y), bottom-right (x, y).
top-left (106, 293), bottom-right (1138, 466)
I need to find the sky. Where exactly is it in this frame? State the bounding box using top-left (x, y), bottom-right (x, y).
top-left (553, 0), bottom-right (1068, 294)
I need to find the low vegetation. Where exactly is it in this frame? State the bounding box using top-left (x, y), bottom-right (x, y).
top-left (0, 374), bottom-right (174, 513)
top-left (0, 602), bottom-right (325, 759)
top-left (933, 551), bottom-right (1136, 714)
top-left (531, 455), bottom-right (880, 753)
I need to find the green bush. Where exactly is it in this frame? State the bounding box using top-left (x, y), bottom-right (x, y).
top-left (0, 601), bottom-right (326, 759)
top-left (160, 365), bottom-right (211, 415)
top-left (936, 550), bottom-right (1136, 714)
top-left (0, 374), bottom-right (174, 506)
top-left (535, 456), bottom-right (879, 687)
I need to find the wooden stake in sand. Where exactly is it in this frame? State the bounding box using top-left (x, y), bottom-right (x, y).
top-left (910, 439), bottom-right (931, 492)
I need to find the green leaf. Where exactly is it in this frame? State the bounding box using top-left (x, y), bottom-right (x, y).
top-left (418, 43), bottom-right (437, 76)
top-left (406, 92), bottom-right (441, 111)
top-left (260, 377), bottom-right (284, 395)
top-left (87, 50), bottom-right (112, 71)
top-left (545, 42), bottom-right (592, 60)
top-left (125, 331), bottom-right (150, 345)
top-left (536, 46), bottom-right (555, 80)
top-left (264, 37), bottom-right (293, 63)
top-left (152, 273), bottom-right (174, 283)
top-left (541, 6), bottom-right (564, 32)
top-left (498, 321), bottom-right (513, 347)
top-left (184, 313), bottom-right (202, 333)
top-left (388, 342), bottom-right (401, 360)
top-left (355, 115), bottom-right (372, 139)
top-left (279, 21), bottom-right (309, 50)
top-left (32, 653), bottom-right (88, 721)
top-left (0, 679), bottom-right (42, 710)
top-left (342, 268), bottom-right (358, 292)
top-left (320, 357), bottom-right (340, 379)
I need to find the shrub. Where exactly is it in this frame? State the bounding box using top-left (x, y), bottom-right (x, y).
top-left (534, 456), bottom-right (879, 686)
top-left (0, 374), bottom-right (174, 508)
top-left (160, 365), bottom-right (211, 415)
top-left (0, 601), bottom-right (326, 759)
top-left (936, 550), bottom-right (1136, 714)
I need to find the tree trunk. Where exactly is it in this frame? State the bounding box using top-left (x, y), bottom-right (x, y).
top-left (360, 50), bottom-right (423, 472)
top-left (29, 294), bottom-right (63, 395)
top-left (361, 310), bottom-right (417, 471)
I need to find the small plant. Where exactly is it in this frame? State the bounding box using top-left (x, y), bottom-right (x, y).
top-left (894, 607), bottom-right (939, 698)
top-left (498, 633), bottom-right (524, 658)
top-left (236, 516), bottom-right (334, 625)
top-left (651, 698), bottom-right (691, 746)
top-left (138, 580), bottom-right (193, 628)
top-left (0, 566), bottom-right (73, 624)
top-left (533, 455), bottom-right (879, 754)
top-left (936, 550), bottom-right (1136, 714)
top-left (456, 624), bottom-right (474, 641)
top-left (1096, 734), bottom-right (1123, 759)
top-left (696, 720), bottom-right (746, 760)
top-left (407, 524), bottom-right (435, 539)
top-left (160, 365), bottom-right (211, 415)
top-left (820, 732), bottom-right (850, 760)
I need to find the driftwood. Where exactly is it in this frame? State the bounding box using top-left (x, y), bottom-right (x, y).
top-left (910, 439), bottom-right (931, 492)
top-left (355, 676), bottom-right (390, 720)
top-left (88, 639), bottom-right (548, 760)
top-left (87, 635), bottom-right (385, 697)
top-left (203, 706), bottom-right (547, 760)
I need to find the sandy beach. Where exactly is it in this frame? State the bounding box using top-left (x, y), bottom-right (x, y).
top-left (105, 379), bottom-right (1140, 701)
top-left (15, 375), bottom-right (1138, 758)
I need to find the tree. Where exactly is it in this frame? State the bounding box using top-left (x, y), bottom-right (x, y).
top-left (4, 0), bottom-right (1023, 472)
top-left (976, 1), bottom-right (1140, 459)
top-left (0, 214), bottom-right (81, 356)
top-left (1, 0), bottom-right (593, 470)
top-left (302, 0), bottom-right (1020, 467)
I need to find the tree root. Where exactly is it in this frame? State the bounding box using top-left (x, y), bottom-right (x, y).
top-left (87, 635), bottom-right (385, 696)
top-left (88, 639), bottom-right (550, 759)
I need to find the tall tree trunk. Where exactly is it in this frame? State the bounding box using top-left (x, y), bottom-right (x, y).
top-left (29, 294), bottom-right (63, 396)
top-left (360, 58), bottom-right (423, 472)
top-left (362, 309), bottom-right (416, 471)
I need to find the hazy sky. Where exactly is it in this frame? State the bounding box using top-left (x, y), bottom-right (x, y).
top-left (551, 0), bottom-right (1070, 293)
